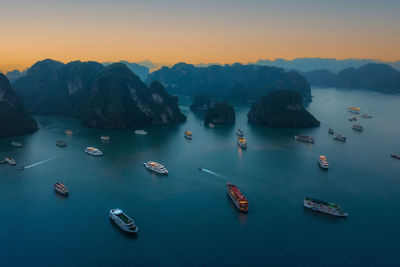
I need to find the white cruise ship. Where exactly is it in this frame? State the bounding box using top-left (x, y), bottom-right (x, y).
top-left (318, 155), bottom-right (329, 169)
top-left (143, 161), bottom-right (168, 175)
top-left (85, 147), bottom-right (103, 156)
top-left (109, 209), bottom-right (138, 233)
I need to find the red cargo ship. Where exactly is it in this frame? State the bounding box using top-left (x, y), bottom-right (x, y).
top-left (227, 182), bottom-right (248, 212)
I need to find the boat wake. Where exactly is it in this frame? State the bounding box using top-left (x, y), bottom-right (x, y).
top-left (23, 155), bottom-right (63, 169)
top-left (200, 168), bottom-right (227, 180)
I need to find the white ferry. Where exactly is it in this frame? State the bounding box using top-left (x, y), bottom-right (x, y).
top-left (109, 209), bottom-right (138, 233)
top-left (85, 147), bottom-right (103, 156)
top-left (143, 161), bottom-right (168, 175)
top-left (318, 155), bottom-right (329, 169)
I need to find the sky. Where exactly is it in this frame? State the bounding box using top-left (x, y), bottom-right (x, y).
top-left (1, 0), bottom-right (400, 72)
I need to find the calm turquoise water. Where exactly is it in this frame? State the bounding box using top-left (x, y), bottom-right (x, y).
top-left (1, 88), bottom-right (400, 266)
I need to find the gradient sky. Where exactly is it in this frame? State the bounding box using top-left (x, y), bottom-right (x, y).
top-left (1, 0), bottom-right (400, 72)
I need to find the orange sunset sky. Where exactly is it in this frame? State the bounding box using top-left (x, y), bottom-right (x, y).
top-left (1, 0), bottom-right (400, 73)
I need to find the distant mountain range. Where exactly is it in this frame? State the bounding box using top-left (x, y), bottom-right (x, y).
top-left (254, 58), bottom-right (400, 73)
top-left (12, 59), bottom-right (186, 129)
top-left (146, 63), bottom-right (312, 102)
top-left (103, 61), bottom-right (149, 81)
top-left (301, 63), bottom-right (400, 93)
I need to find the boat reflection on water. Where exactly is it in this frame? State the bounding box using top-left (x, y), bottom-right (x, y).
top-left (237, 147), bottom-right (243, 157)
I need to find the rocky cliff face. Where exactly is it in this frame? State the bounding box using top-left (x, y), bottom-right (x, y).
top-left (13, 59), bottom-right (104, 117)
top-left (147, 63), bottom-right (312, 102)
top-left (13, 60), bottom-right (186, 129)
top-left (190, 93), bottom-right (216, 110)
top-left (204, 102), bottom-right (235, 124)
top-left (83, 64), bottom-right (186, 129)
top-left (247, 90), bottom-right (320, 128)
top-left (0, 74), bottom-right (37, 138)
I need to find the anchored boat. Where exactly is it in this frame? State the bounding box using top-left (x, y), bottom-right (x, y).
top-left (236, 129), bottom-right (244, 136)
top-left (304, 197), bottom-right (348, 217)
top-left (85, 147), bottom-right (103, 156)
top-left (110, 209), bottom-right (138, 233)
top-left (328, 128), bottom-right (334, 134)
top-left (352, 124), bottom-right (363, 132)
top-left (227, 182), bottom-right (248, 213)
top-left (208, 122), bottom-right (215, 129)
top-left (54, 182), bottom-right (69, 196)
top-left (362, 114), bottom-right (372, 118)
top-left (294, 135), bottom-right (315, 143)
top-left (56, 140), bottom-right (67, 147)
top-left (184, 130), bottom-right (192, 139)
top-left (391, 154), bottom-right (400, 160)
top-left (334, 134), bottom-right (346, 142)
top-left (65, 130), bottom-right (73, 135)
top-left (144, 161), bottom-right (168, 175)
top-left (100, 136), bottom-right (110, 141)
top-left (348, 115), bottom-right (357, 121)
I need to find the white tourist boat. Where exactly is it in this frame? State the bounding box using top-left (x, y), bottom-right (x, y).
top-left (85, 147), bottom-right (103, 156)
top-left (143, 161), bottom-right (168, 175)
top-left (109, 209), bottom-right (138, 233)
top-left (318, 155), bottom-right (329, 169)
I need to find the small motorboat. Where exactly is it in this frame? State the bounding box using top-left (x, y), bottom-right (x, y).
top-left (54, 182), bottom-right (69, 196)
top-left (236, 129), bottom-right (244, 136)
top-left (19, 166), bottom-right (25, 171)
top-left (110, 209), bottom-right (138, 233)
top-left (352, 124), bottom-right (363, 132)
top-left (198, 166), bottom-right (203, 171)
top-left (56, 140), bottom-right (67, 147)
top-left (391, 154), bottom-right (400, 160)
top-left (5, 157), bottom-right (16, 166)
top-left (134, 130), bottom-right (148, 135)
top-left (101, 136), bottom-right (111, 141)
top-left (65, 130), bottom-right (73, 135)
top-left (328, 129), bottom-right (334, 134)
top-left (208, 122), bottom-right (215, 129)
top-left (11, 141), bottom-right (23, 147)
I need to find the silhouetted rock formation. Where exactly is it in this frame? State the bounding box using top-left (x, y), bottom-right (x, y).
top-left (204, 102), bottom-right (235, 124)
top-left (13, 59), bottom-right (186, 129)
top-left (247, 90), bottom-right (320, 128)
top-left (0, 74), bottom-right (37, 138)
top-left (147, 63), bottom-right (312, 102)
